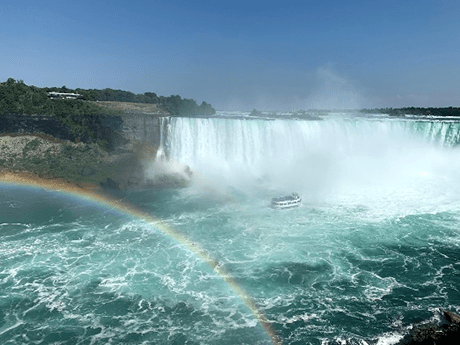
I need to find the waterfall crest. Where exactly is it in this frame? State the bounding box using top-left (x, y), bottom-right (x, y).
top-left (167, 117), bottom-right (460, 168)
top-left (165, 116), bottom-right (460, 199)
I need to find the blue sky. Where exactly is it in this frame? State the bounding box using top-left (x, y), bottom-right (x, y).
top-left (1, 0), bottom-right (459, 110)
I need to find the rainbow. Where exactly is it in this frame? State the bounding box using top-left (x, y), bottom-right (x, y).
top-left (0, 171), bottom-right (283, 345)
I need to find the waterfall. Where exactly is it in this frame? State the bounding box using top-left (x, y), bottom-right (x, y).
top-left (408, 120), bottom-right (460, 146)
top-left (165, 116), bottom-right (460, 196)
top-left (155, 116), bottom-right (170, 161)
top-left (167, 117), bottom-right (460, 167)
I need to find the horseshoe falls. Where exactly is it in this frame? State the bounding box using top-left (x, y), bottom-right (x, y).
top-left (168, 115), bottom-right (460, 213)
top-left (2, 113), bottom-right (460, 345)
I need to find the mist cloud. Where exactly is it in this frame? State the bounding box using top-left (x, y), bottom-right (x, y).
top-left (304, 67), bottom-right (368, 110)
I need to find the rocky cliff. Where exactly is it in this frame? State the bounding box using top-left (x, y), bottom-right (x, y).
top-left (0, 112), bottom-right (190, 190)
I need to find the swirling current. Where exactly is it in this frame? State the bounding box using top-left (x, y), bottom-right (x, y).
top-left (1, 113), bottom-right (460, 344)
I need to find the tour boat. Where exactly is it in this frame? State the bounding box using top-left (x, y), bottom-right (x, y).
top-left (271, 193), bottom-right (302, 209)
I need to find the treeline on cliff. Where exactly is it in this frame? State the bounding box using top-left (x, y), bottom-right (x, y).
top-left (0, 78), bottom-right (106, 117)
top-left (0, 78), bottom-right (124, 145)
top-left (49, 84), bottom-right (215, 116)
top-left (361, 107), bottom-right (460, 117)
top-left (0, 78), bottom-right (215, 116)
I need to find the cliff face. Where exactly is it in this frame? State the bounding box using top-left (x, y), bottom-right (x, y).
top-left (0, 134), bottom-right (110, 183)
top-left (0, 113), bottom-right (166, 151)
top-left (0, 113), bottom-right (190, 190)
top-left (121, 115), bottom-right (165, 149)
top-left (1, 114), bottom-right (78, 141)
top-left (0, 113), bottom-right (128, 151)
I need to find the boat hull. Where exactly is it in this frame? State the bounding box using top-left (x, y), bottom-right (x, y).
top-left (271, 201), bottom-right (301, 209)
top-left (271, 194), bottom-right (302, 209)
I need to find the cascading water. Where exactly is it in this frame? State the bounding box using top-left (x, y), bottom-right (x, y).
top-left (167, 116), bottom-right (460, 210)
top-left (154, 116), bottom-right (170, 161)
top-left (2, 113), bottom-right (460, 345)
top-left (167, 116), bottom-right (460, 173)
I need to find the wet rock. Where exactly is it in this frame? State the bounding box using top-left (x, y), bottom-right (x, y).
top-left (443, 310), bottom-right (460, 324)
top-left (396, 310), bottom-right (460, 345)
top-left (100, 177), bottom-right (120, 190)
top-left (184, 165), bottom-right (193, 178)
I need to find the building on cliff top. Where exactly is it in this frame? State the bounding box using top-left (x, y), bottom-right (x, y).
top-left (48, 92), bottom-right (83, 100)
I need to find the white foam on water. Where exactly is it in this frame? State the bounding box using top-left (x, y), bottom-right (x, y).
top-left (375, 333), bottom-right (404, 345)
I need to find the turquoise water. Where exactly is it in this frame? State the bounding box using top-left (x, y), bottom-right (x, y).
top-left (1, 115), bottom-right (460, 344)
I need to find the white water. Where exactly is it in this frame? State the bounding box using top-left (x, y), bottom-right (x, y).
top-left (167, 115), bottom-right (460, 219)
